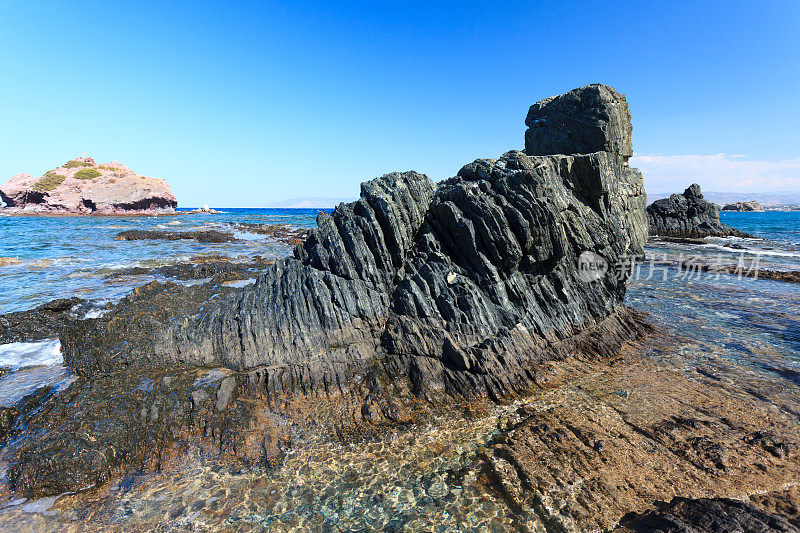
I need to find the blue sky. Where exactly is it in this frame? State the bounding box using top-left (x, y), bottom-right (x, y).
top-left (1, 1), bottom-right (798, 206)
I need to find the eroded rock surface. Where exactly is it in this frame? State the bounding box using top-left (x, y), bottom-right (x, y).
top-left (0, 298), bottom-right (89, 344)
top-left (115, 229), bottom-right (236, 243)
top-left (647, 184), bottom-right (751, 238)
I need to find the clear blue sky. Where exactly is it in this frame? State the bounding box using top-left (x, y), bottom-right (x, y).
top-left (1, 1), bottom-right (798, 206)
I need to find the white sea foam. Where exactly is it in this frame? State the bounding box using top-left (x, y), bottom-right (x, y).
top-left (84, 308), bottom-right (108, 319)
top-left (0, 339), bottom-right (63, 369)
top-left (699, 243), bottom-right (800, 259)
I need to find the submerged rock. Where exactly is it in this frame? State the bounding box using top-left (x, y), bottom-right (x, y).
top-left (115, 229), bottom-right (236, 243)
top-left (0, 157), bottom-right (177, 215)
top-left (617, 497), bottom-right (798, 532)
top-left (647, 184), bottom-right (751, 238)
top-left (8, 84), bottom-right (651, 496)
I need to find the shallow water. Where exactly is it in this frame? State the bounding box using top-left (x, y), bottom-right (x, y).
top-left (0, 208), bottom-right (324, 314)
top-left (1, 210), bottom-right (800, 529)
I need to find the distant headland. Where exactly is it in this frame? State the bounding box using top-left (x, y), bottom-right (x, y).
top-left (0, 157), bottom-right (177, 215)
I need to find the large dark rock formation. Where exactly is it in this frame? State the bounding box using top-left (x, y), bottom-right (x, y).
top-left (524, 83), bottom-right (634, 160)
top-left (64, 84), bottom-right (647, 398)
top-left (6, 84), bottom-right (650, 496)
top-left (647, 184), bottom-right (751, 238)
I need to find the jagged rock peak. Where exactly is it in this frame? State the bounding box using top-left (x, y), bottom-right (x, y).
top-left (63, 85), bottom-right (648, 400)
top-left (524, 83), bottom-right (633, 160)
top-left (647, 183), bottom-right (751, 238)
top-left (683, 183), bottom-right (703, 199)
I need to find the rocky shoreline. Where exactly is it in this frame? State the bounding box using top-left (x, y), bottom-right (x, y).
top-left (1, 85), bottom-right (799, 531)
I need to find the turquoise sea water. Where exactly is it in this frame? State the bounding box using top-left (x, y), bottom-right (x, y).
top-left (0, 208), bottom-right (325, 314)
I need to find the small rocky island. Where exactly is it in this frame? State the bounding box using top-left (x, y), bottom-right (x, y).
top-left (0, 157), bottom-right (177, 215)
top-left (647, 183), bottom-right (751, 238)
top-left (722, 200), bottom-right (765, 212)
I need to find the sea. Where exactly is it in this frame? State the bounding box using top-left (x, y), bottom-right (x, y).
top-left (0, 208), bottom-right (799, 528)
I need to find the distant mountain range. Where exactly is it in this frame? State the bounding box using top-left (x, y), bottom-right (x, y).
top-left (646, 190), bottom-right (800, 208)
top-left (262, 197), bottom-right (355, 209)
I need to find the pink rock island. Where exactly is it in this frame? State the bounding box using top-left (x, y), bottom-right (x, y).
top-left (0, 157), bottom-right (177, 215)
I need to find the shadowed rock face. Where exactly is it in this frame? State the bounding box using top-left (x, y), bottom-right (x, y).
top-left (64, 84), bottom-right (647, 398)
top-left (647, 183), bottom-right (751, 238)
top-left (617, 497), bottom-right (799, 532)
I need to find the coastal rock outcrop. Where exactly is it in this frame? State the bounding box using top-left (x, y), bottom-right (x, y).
top-left (0, 157), bottom-right (177, 215)
top-left (8, 84), bottom-right (650, 496)
top-left (722, 200), bottom-right (765, 212)
top-left (64, 84), bottom-right (648, 398)
top-left (647, 184), bottom-right (751, 238)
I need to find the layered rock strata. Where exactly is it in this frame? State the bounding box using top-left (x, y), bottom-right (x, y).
top-left (6, 84), bottom-right (651, 496)
top-left (63, 84), bottom-right (647, 398)
top-left (647, 184), bottom-right (751, 238)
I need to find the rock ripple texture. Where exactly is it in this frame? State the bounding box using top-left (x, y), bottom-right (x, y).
top-left (64, 84), bottom-right (648, 398)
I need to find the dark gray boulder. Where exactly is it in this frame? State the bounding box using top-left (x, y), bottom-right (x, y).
top-left (647, 184), bottom-right (751, 238)
top-left (525, 83), bottom-right (633, 160)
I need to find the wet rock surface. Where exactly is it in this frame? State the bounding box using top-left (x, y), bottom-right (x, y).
top-left (115, 229), bottom-right (237, 243)
top-left (0, 298), bottom-right (91, 344)
top-left (651, 253), bottom-right (800, 284)
top-left (3, 336), bottom-right (800, 531)
top-left (617, 496), bottom-right (799, 532)
top-left (477, 348), bottom-right (800, 531)
top-left (230, 223), bottom-right (309, 246)
top-left (648, 184), bottom-right (751, 238)
top-left (106, 254), bottom-right (275, 284)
